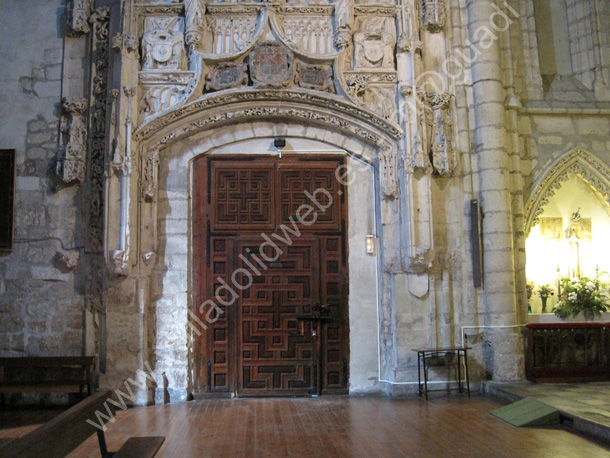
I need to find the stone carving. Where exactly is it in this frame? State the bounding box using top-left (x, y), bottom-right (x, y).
top-left (67, 0), bottom-right (93, 36)
top-left (184, 0), bottom-right (206, 47)
top-left (57, 98), bottom-right (88, 184)
top-left (139, 71), bottom-right (195, 119)
top-left (210, 16), bottom-right (258, 55)
top-left (142, 151), bottom-right (159, 203)
top-left (334, 26), bottom-right (352, 51)
top-left (112, 33), bottom-right (122, 51)
top-left (404, 88), bottom-right (432, 173)
top-left (110, 250), bottom-right (128, 276)
top-left (113, 33), bottom-right (138, 53)
top-left (141, 17), bottom-right (187, 71)
top-left (397, 36), bottom-right (423, 54)
top-left (134, 90), bottom-right (403, 142)
top-left (206, 5), bottom-right (260, 15)
top-left (354, 6), bottom-right (397, 17)
top-left (54, 250), bottom-right (80, 272)
top-left (276, 5), bottom-right (334, 15)
top-left (346, 73), bottom-right (370, 97)
top-left (379, 144), bottom-right (398, 197)
top-left (280, 17), bottom-right (334, 55)
top-left (353, 18), bottom-right (395, 69)
top-left (367, 86), bottom-right (396, 120)
top-left (294, 62), bottom-right (334, 92)
top-left (138, 15), bottom-right (196, 120)
top-left (344, 72), bottom-right (397, 120)
top-left (86, 7), bottom-right (110, 253)
top-left (422, 0), bottom-right (446, 33)
top-left (142, 251), bottom-right (156, 266)
top-left (525, 150), bottom-right (610, 235)
top-left (424, 92), bottom-right (453, 175)
top-left (249, 42), bottom-right (293, 88)
top-left (205, 63), bottom-right (248, 92)
top-left (136, 3), bottom-right (183, 15)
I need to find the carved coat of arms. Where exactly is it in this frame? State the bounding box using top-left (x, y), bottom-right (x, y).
top-left (249, 42), bottom-right (292, 88)
top-left (353, 18), bottom-right (395, 69)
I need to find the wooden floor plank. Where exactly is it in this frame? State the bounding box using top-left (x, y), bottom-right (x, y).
top-left (2, 394), bottom-right (609, 458)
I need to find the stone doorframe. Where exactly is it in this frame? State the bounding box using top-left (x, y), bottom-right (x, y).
top-left (105, 89), bottom-right (406, 400)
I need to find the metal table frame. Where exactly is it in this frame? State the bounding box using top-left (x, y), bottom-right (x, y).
top-left (412, 346), bottom-right (471, 400)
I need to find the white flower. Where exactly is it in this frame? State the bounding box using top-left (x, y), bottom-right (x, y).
top-left (569, 292), bottom-right (578, 302)
top-left (586, 282), bottom-right (595, 291)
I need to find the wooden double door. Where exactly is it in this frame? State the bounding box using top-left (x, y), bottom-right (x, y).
top-left (193, 155), bottom-right (349, 396)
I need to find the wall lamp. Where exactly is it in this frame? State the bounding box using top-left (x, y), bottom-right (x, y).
top-left (366, 235), bottom-right (376, 255)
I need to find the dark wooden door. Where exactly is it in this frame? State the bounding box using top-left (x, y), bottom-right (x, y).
top-left (193, 156), bottom-right (349, 396)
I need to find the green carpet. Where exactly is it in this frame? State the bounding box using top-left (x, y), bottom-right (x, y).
top-left (491, 398), bottom-right (560, 427)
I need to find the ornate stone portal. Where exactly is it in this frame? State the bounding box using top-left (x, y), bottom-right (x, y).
top-left (98, 0), bottom-right (468, 403)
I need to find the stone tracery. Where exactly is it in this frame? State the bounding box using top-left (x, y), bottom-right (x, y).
top-left (525, 150), bottom-right (610, 236)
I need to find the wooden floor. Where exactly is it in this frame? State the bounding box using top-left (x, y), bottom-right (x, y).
top-left (2, 394), bottom-right (609, 457)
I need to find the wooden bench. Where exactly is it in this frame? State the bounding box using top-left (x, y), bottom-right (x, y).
top-left (0, 389), bottom-right (165, 458)
top-left (0, 357), bottom-right (96, 402)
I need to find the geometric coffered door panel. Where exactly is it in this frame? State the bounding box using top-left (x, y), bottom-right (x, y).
top-left (193, 155), bottom-right (349, 396)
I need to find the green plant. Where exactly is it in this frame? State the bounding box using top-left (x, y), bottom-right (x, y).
top-left (553, 275), bottom-right (609, 320)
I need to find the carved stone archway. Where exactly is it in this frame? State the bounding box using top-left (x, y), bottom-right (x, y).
top-left (524, 150), bottom-right (610, 236)
top-left (108, 88), bottom-right (405, 398)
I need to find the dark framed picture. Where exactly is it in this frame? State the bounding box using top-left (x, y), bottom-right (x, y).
top-left (0, 149), bottom-right (15, 251)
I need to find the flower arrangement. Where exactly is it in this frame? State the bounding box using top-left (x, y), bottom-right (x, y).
top-left (537, 284), bottom-right (555, 299)
top-left (553, 275), bottom-right (609, 320)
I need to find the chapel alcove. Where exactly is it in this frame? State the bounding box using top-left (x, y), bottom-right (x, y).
top-left (526, 174), bottom-right (610, 313)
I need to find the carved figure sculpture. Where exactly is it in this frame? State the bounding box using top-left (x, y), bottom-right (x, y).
top-left (353, 18), bottom-right (395, 69)
top-left (57, 98), bottom-right (88, 184)
top-left (424, 92), bottom-right (453, 174)
top-left (141, 17), bottom-right (187, 70)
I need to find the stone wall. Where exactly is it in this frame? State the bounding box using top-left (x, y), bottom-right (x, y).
top-left (521, 114), bottom-right (610, 186)
top-left (0, 0), bottom-right (85, 358)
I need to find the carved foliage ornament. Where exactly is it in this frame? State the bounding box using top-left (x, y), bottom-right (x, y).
top-left (87, 7), bottom-right (110, 253)
top-left (133, 90), bottom-right (403, 142)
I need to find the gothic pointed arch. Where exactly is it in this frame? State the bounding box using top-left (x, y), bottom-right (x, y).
top-left (524, 150), bottom-right (610, 236)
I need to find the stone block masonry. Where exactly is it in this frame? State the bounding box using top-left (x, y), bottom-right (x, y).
top-left (0, 0), bottom-right (84, 361)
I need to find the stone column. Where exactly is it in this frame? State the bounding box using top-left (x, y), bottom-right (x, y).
top-left (466, 0), bottom-right (522, 380)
